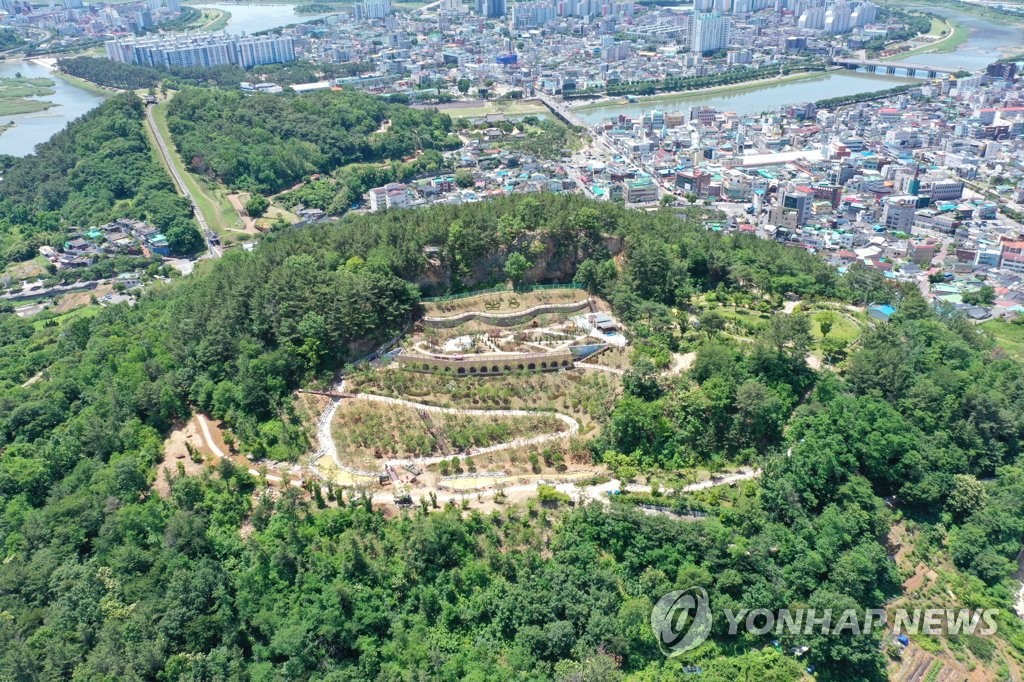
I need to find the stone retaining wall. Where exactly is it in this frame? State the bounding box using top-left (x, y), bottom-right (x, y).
top-left (397, 349), bottom-right (575, 376)
top-left (421, 299), bottom-right (592, 329)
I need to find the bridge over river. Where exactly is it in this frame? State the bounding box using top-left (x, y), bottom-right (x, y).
top-left (832, 58), bottom-right (963, 79)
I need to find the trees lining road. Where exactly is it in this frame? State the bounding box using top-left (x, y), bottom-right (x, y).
top-left (144, 102), bottom-right (223, 258)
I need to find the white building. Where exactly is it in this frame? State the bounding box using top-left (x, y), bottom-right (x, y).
top-left (691, 12), bottom-right (730, 54)
top-left (368, 184), bottom-right (411, 211)
top-left (105, 33), bottom-right (295, 69)
top-left (882, 196), bottom-right (918, 232)
top-left (357, 0), bottom-right (392, 19)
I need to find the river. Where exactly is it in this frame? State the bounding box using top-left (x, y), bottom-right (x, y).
top-left (0, 2), bottom-right (1020, 156)
top-left (0, 59), bottom-right (108, 157)
top-left (574, 72), bottom-right (915, 124)
top-left (893, 5), bottom-right (1023, 71)
top-left (0, 3), bottom-right (330, 157)
top-left (575, 3), bottom-right (1024, 124)
top-left (197, 3), bottom-right (334, 35)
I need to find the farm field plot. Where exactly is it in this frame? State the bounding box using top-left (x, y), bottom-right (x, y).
top-left (330, 400), bottom-right (570, 468)
top-left (347, 367), bottom-right (621, 436)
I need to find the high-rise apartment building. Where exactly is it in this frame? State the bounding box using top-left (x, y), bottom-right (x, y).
top-left (691, 12), bottom-right (730, 54)
top-left (357, 0), bottom-right (391, 19)
top-left (475, 0), bottom-right (506, 18)
top-left (105, 33), bottom-right (295, 69)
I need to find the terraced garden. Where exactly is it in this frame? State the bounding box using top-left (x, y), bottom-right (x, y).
top-left (346, 365), bottom-right (620, 437)
top-left (330, 399), bottom-right (571, 469)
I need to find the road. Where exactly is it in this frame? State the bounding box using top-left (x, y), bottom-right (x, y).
top-left (411, 0), bottom-right (444, 16)
top-left (0, 28), bottom-right (50, 57)
top-left (144, 103), bottom-right (223, 259)
top-left (3, 278), bottom-right (104, 303)
top-left (538, 92), bottom-right (662, 202)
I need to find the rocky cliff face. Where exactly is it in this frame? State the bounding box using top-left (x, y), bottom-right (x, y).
top-left (415, 232), bottom-right (623, 295)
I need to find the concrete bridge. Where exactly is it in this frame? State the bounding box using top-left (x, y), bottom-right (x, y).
top-left (537, 93), bottom-right (589, 128)
top-left (832, 58), bottom-right (962, 79)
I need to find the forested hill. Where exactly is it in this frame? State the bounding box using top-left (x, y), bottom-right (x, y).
top-left (57, 56), bottom-right (377, 91)
top-left (0, 94), bottom-right (203, 265)
top-left (0, 190), bottom-right (1023, 679)
top-left (165, 87), bottom-right (462, 194)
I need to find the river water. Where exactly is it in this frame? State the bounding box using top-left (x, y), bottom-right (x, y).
top-left (576, 4), bottom-right (1024, 124)
top-left (0, 3), bottom-right (328, 157)
top-left (574, 71), bottom-right (916, 124)
top-left (893, 5), bottom-right (1023, 71)
top-left (199, 2), bottom-right (333, 35)
top-left (0, 3), bottom-right (1020, 155)
top-left (0, 59), bottom-right (108, 157)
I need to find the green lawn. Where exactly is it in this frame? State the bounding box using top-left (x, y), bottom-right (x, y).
top-left (810, 310), bottom-right (862, 344)
top-left (983, 319), bottom-right (1024, 361)
top-left (188, 8), bottom-right (230, 31)
top-left (30, 304), bottom-right (100, 331)
top-left (435, 100), bottom-right (548, 119)
top-left (147, 100), bottom-right (245, 240)
top-left (883, 18), bottom-right (969, 59)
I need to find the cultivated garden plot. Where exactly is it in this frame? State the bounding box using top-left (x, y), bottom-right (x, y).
top-left (429, 437), bottom-right (597, 480)
top-left (345, 366), bottom-right (621, 437)
top-left (329, 399), bottom-right (572, 469)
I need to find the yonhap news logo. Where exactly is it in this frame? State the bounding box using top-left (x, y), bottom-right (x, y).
top-left (649, 587), bottom-right (713, 657)
top-left (650, 587), bottom-right (1000, 658)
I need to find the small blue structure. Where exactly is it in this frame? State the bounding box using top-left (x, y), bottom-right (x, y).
top-left (868, 304), bottom-right (895, 322)
top-left (147, 233), bottom-right (171, 256)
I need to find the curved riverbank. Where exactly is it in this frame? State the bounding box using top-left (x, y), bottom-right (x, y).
top-left (187, 7), bottom-right (232, 31)
top-left (573, 69), bottom-right (840, 112)
top-left (574, 71), bottom-right (915, 123)
top-left (49, 68), bottom-right (120, 96)
top-left (881, 16), bottom-right (970, 60)
top-left (881, 0), bottom-right (1024, 28)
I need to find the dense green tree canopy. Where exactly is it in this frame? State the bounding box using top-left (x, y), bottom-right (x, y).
top-left (0, 94), bottom-right (202, 265)
top-left (166, 87), bottom-right (461, 194)
top-left (0, 95), bottom-right (1021, 681)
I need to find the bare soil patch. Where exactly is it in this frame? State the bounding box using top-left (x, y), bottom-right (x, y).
top-left (155, 420), bottom-right (205, 498)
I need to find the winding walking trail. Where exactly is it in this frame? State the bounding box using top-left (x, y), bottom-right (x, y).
top-left (350, 393), bottom-right (579, 466)
top-left (293, 306), bottom-right (764, 509)
top-left (365, 466), bottom-right (762, 508)
top-left (196, 413), bottom-right (298, 486)
top-left (196, 382), bottom-right (761, 510)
